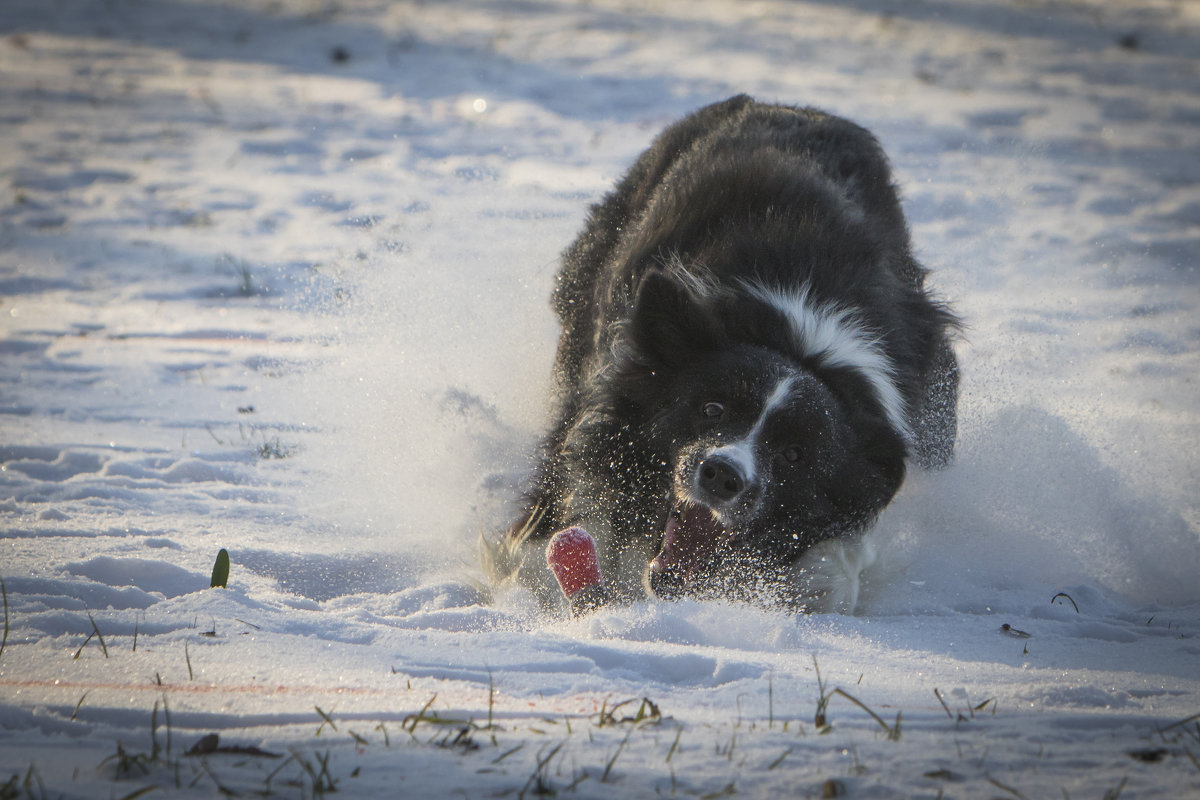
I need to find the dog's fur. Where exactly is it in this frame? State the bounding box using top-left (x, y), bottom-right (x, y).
top-left (487, 95), bottom-right (959, 613)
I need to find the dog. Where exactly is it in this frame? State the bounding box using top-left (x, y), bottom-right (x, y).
top-left (486, 95), bottom-right (959, 613)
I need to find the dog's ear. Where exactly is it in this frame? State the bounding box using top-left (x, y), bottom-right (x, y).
top-left (628, 269), bottom-right (723, 364)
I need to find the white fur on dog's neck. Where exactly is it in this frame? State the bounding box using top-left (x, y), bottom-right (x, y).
top-left (742, 281), bottom-right (911, 443)
top-left (789, 533), bottom-right (878, 614)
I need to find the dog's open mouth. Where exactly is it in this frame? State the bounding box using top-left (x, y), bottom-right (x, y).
top-left (647, 503), bottom-right (737, 597)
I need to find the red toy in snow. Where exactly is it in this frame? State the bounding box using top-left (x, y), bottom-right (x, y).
top-left (545, 526), bottom-right (609, 615)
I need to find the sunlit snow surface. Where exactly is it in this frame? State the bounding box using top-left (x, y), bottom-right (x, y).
top-left (1, 1), bottom-right (1198, 797)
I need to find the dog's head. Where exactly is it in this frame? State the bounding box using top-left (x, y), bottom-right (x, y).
top-left (617, 268), bottom-right (907, 605)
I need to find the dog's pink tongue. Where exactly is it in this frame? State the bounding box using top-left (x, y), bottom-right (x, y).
top-left (649, 506), bottom-right (723, 582)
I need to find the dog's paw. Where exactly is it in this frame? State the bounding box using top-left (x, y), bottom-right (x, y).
top-left (788, 535), bottom-right (878, 614)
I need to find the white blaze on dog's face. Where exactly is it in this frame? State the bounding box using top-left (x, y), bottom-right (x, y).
top-left (692, 374), bottom-right (797, 518)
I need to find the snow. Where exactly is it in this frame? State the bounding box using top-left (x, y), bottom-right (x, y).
top-left (1, 0), bottom-right (1198, 797)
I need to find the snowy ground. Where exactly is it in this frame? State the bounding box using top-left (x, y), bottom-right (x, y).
top-left (2, 0), bottom-right (1199, 797)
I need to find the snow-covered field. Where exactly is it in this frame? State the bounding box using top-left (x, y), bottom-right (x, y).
top-left (2, 0), bottom-right (1198, 796)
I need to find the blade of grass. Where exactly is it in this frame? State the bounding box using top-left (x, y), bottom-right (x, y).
top-left (830, 688), bottom-right (901, 741)
top-left (86, 611), bottom-right (108, 658)
top-left (404, 694), bottom-right (439, 734)
top-left (210, 549), bottom-right (230, 589)
top-left (492, 743), bottom-right (524, 764)
top-left (602, 727), bottom-right (635, 782)
top-left (72, 631), bottom-right (95, 660)
top-left (988, 775), bottom-right (1030, 799)
top-left (71, 691), bottom-right (90, 721)
top-left (768, 671), bottom-right (774, 729)
top-left (0, 577), bottom-right (8, 665)
top-left (487, 668), bottom-right (495, 730)
top-left (315, 706), bottom-right (338, 735)
top-left (813, 655), bottom-right (831, 729)
top-left (768, 746), bottom-right (793, 770)
top-left (151, 700), bottom-right (160, 761)
top-left (934, 688), bottom-right (954, 720)
top-left (117, 787), bottom-right (160, 800)
top-left (665, 724), bottom-right (683, 763)
top-left (519, 741), bottom-right (564, 800)
top-left (1162, 712), bottom-right (1200, 732)
top-left (1050, 592), bottom-right (1079, 613)
top-left (162, 694), bottom-right (172, 758)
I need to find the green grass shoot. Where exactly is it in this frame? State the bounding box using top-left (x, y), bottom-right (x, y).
top-left (210, 548), bottom-right (230, 588)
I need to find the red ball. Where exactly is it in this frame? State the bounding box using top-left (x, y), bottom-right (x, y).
top-left (545, 526), bottom-right (604, 598)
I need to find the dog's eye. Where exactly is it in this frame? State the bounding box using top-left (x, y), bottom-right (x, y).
top-left (782, 446), bottom-right (801, 464)
top-left (700, 402), bottom-right (725, 419)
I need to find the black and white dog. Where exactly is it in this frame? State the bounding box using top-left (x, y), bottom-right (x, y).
top-left (488, 95), bottom-right (959, 613)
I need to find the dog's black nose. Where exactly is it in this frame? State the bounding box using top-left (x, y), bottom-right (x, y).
top-left (697, 455), bottom-right (745, 504)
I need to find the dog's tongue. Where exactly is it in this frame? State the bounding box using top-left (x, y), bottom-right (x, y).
top-left (649, 505), bottom-right (725, 585)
